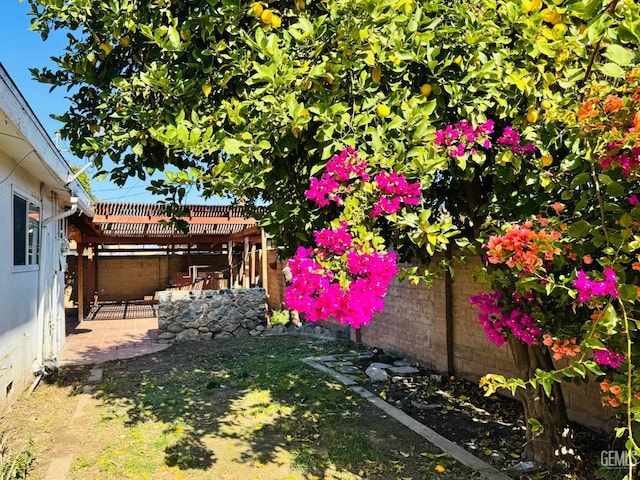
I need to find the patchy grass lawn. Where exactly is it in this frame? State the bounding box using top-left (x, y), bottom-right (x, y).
top-left (2, 336), bottom-right (480, 480)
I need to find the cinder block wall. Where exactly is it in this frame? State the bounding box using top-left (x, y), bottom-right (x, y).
top-left (96, 254), bottom-right (230, 301)
top-left (355, 256), bottom-right (612, 430)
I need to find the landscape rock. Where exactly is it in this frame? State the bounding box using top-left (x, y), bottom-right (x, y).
top-left (388, 366), bottom-right (420, 376)
top-left (175, 329), bottom-right (199, 342)
top-left (365, 365), bottom-right (389, 383)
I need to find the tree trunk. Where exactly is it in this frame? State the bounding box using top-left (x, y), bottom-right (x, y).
top-left (508, 337), bottom-right (577, 470)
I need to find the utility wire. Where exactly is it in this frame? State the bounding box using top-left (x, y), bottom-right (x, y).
top-left (0, 149), bottom-right (36, 185)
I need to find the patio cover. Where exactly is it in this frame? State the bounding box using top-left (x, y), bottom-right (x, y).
top-left (68, 202), bottom-right (268, 320)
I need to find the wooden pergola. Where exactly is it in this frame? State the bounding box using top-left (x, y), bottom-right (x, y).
top-left (69, 202), bottom-right (269, 321)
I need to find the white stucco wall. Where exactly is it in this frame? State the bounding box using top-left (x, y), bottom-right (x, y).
top-left (0, 163), bottom-right (43, 406)
top-left (0, 63), bottom-right (92, 411)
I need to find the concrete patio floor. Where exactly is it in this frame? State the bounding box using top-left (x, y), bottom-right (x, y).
top-left (57, 304), bottom-right (170, 366)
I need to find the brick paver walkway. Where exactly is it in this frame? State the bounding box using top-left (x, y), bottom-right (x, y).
top-left (58, 309), bottom-right (169, 365)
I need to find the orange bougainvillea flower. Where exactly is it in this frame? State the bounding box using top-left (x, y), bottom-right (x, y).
top-left (603, 95), bottom-right (623, 114)
top-left (544, 336), bottom-right (580, 360)
top-left (609, 397), bottom-right (620, 407)
top-left (583, 254), bottom-right (593, 264)
top-left (552, 202), bottom-right (564, 213)
top-left (634, 111), bottom-right (640, 131)
top-left (632, 261), bottom-right (640, 271)
top-left (485, 221), bottom-right (561, 273)
top-left (578, 100), bottom-right (598, 122)
top-left (600, 379), bottom-right (610, 392)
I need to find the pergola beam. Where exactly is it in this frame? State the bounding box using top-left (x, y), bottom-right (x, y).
top-left (81, 233), bottom-right (261, 245)
top-left (92, 214), bottom-right (257, 225)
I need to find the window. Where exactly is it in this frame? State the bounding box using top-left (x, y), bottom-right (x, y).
top-left (13, 193), bottom-right (40, 266)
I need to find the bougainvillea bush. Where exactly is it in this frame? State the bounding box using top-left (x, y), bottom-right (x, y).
top-left (286, 79), bottom-right (640, 472)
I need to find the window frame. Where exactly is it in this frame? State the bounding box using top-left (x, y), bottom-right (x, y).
top-left (12, 188), bottom-right (41, 272)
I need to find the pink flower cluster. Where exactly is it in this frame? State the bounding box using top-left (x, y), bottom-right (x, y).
top-left (325, 146), bottom-right (369, 182)
top-left (434, 120), bottom-right (495, 158)
top-left (371, 171), bottom-right (421, 217)
top-left (572, 268), bottom-right (619, 303)
top-left (497, 126), bottom-right (536, 155)
top-left (305, 147), bottom-right (422, 217)
top-left (469, 291), bottom-right (543, 346)
top-left (305, 147), bottom-right (369, 207)
top-left (284, 237), bottom-right (398, 328)
top-left (593, 348), bottom-right (625, 369)
top-left (598, 142), bottom-right (640, 175)
top-left (313, 221), bottom-right (353, 255)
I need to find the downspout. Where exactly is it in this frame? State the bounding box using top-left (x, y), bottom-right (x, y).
top-left (35, 196), bottom-right (78, 375)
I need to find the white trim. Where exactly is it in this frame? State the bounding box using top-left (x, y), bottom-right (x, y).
top-left (11, 185), bottom-right (41, 273)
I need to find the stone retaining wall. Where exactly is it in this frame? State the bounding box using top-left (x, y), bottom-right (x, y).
top-left (157, 289), bottom-right (267, 343)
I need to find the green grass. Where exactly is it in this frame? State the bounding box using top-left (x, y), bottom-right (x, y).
top-left (0, 433), bottom-right (33, 480)
top-left (63, 336), bottom-right (476, 479)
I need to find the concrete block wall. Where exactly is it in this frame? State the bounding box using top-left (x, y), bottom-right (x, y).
top-left (262, 248), bottom-right (611, 430)
top-left (355, 256), bottom-right (612, 431)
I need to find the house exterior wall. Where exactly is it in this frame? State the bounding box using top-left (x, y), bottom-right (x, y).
top-left (0, 154), bottom-right (72, 409)
top-left (0, 63), bottom-right (92, 412)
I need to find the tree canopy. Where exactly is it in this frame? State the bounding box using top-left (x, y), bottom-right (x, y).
top-left (30, 0), bottom-right (637, 252)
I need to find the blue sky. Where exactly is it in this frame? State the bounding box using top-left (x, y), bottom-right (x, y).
top-left (0, 1), bottom-right (209, 204)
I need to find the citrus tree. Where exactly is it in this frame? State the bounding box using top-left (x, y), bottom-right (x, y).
top-left (28, 0), bottom-right (640, 470)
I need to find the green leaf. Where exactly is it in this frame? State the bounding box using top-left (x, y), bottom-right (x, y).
top-left (584, 360), bottom-right (606, 376)
top-left (602, 45), bottom-right (635, 66)
top-left (167, 26), bottom-right (181, 48)
top-left (619, 3), bottom-right (640, 43)
top-left (570, 172), bottom-right (591, 188)
top-left (582, 337), bottom-right (605, 350)
top-left (618, 284), bottom-right (638, 303)
top-left (606, 181), bottom-right (626, 197)
top-left (598, 63), bottom-right (626, 78)
top-left (568, 220), bottom-right (592, 238)
top-left (572, 363), bottom-right (587, 379)
top-left (223, 138), bottom-right (245, 155)
top-left (601, 304), bottom-right (619, 335)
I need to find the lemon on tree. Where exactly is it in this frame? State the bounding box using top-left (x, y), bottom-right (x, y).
top-left (521, 0), bottom-right (542, 13)
top-left (249, 2), bottom-right (264, 17)
top-left (376, 104), bottom-right (391, 117)
top-left (372, 65), bottom-right (382, 83)
top-left (420, 83), bottom-right (432, 96)
top-left (526, 108), bottom-right (539, 123)
top-left (260, 9), bottom-right (273, 24)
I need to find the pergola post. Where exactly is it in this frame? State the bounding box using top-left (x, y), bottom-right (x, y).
top-left (76, 241), bottom-right (84, 322)
top-left (93, 243), bottom-right (100, 307)
top-left (227, 240), bottom-right (234, 288)
top-left (261, 229), bottom-right (269, 297)
top-left (242, 236), bottom-right (250, 288)
top-left (250, 242), bottom-right (256, 287)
